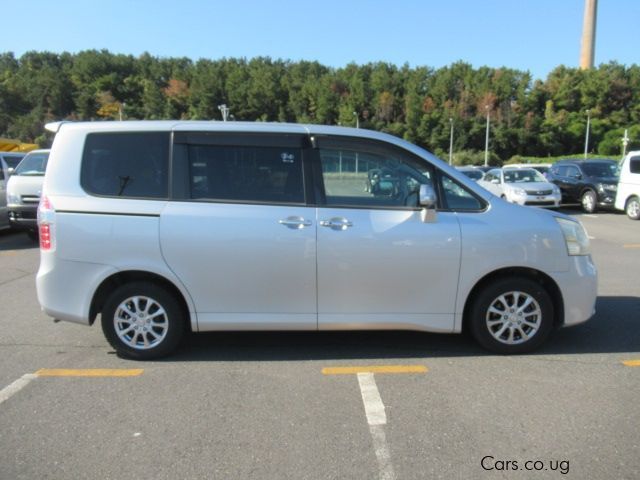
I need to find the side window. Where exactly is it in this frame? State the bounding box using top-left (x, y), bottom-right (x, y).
top-left (318, 145), bottom-right (433, 208)
top-left (567, 166), bottom-right (581, 179)
top-left (441, 176), bottom-right (484, 211)
top-left (630, 157), bottom-right (640, 174)
top-left (82, 132), bottom-right (169, 199)
top-left (555, 165), bottom-right (568, 177)
top-left (187, 145), bottom-right (304, 204)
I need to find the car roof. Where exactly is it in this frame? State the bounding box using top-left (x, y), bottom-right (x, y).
top-left (555, 158), bottom-right (616, 165)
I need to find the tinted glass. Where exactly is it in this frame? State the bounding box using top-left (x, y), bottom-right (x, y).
top-left (2, 155), bottom-right (24, 169)
top-left (566, 166), bottom-right (580, 178)
top-left (14, 152), bottom-right (49, 176)
top-left (460, 169), bottom-right (483, 180)
top-left (441, 176), bottom-right (483, 210)
top-left (82, 132), bottom-right (169, 198)
top-left (319, 147), bottom-right (433, 208)
top-left (582, 162), bottom-right (619, 178)
top-left (630, 157), bottom-right (640, 174)
top-left (187, 145), bottom-right (304, 204)
top-left (555, 165), bottom-right (568, 177)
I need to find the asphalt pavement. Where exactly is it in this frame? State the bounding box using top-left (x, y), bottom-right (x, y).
top-left (0, 208), bottom-right (638, 480)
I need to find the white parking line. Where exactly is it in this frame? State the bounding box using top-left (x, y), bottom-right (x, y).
top-left (0, 374), bottom-right (37, 405)
top-left (357, 373), bottom-right (396, 480)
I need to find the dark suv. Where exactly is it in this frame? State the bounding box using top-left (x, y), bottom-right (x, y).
top-left (547, 159), bottom-right (619, 213)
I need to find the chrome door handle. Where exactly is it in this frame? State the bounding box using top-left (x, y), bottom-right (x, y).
top-left (279, 216), bottom-right (312, 229)
top-left (320, 218), bottom-right (353, 230)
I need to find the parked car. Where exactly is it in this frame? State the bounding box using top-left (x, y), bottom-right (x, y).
top-left (456, 166), bottom-right (484, 181)
top-left (6, 149), bottom-right (50, 238)
top-left (547, 159), bottom-right (619, 213)
top-left (37, 121), bottom-right (596, 359)
top-left (615, 151), bottom-right (640, 220)
top-left (507, 163), bottom-right (552, 177)
top-left (478, 167), bottom-right (561, 207)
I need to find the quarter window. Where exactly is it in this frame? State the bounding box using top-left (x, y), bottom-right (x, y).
top-left (441, 176), bottom-right (484, 210)
top-left (81, 132), bottom-right (169, 199)
top-left (186, 145), bottom-right (304, 204)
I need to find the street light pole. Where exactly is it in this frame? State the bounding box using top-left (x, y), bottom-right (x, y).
top-left (449, 118), bottom-right (454, 165)
top-left (484, 106), bottom-right (490, 167)
top-left (622, 129), bottom-right (629, 157)
top-left (584, 109), bottom-right (591, 158)
top-left (353, 111), bottom-right (359, 128)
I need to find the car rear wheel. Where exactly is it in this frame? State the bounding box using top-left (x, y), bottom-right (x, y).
top-left (581, 190), bottom-right (597, 213)
top-left (101, 282), bottom-right (184, 359)
top-left (468, 277), bottom-right (554, 354)
top-left (625, 196), bottom-right (640, 220)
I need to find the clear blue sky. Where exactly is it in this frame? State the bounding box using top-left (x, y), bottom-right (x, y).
top-left (3, 0), bottom-right (638, 80)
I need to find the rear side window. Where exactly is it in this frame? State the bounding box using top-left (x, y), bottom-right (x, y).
top-left (81, 132), bottom-right (169, 199)
top-left (186, 145), bottom-right (304, 204)
top-left (629, 157), bottom-right (640, 174)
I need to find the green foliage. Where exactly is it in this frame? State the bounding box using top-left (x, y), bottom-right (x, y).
top-left (0, 50), bottom-right (637, 160)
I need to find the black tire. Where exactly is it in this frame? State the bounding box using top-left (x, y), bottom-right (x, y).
top-left (625, 196), bottom-right (640, 220)
top-left (101, 282), bottom-right (184, 360)
top-left (581, 189), bottom-right (597, 213)
top-left (468, 277), bottom-right (554, 354)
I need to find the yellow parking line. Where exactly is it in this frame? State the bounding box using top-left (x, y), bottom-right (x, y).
top-left (622, 360), bottom-right (640, 367)
top-left (322, 365), bottom-right (427, 375)
top-left (623, 244), bottom-right (640, 249)
top-left (35, 368), bottom-right (144, 377)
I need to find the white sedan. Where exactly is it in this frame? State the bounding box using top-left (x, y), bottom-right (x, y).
top-left (479, 167), bottom-right (561, 207)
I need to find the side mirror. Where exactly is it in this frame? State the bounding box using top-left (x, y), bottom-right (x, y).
top-left (7, 167), bottom-right (14, 176)
top-left (419, 184), bottom-right (437, 223)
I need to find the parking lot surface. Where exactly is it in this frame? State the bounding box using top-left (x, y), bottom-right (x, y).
top-left (1, 209), bottom-right (638, 479)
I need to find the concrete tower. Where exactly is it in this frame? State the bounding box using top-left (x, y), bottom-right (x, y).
top-left (580, 0), bottom-right (598, 69)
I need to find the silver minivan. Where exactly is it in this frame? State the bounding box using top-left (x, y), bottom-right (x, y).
top-left (36, 121), bottom-right (597, 359)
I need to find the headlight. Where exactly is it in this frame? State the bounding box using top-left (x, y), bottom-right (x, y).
top-left (604, 184), bottom-right (617, 191)
top-left (556, 218), bottom-right (590, 256)
top-left (6, 193), bottom-right (21, 205)
top-left (511, 188), bottom-right (526, 196)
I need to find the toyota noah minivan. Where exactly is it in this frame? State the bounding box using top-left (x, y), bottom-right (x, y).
top-left (36, 121), bottom-right (597, 359)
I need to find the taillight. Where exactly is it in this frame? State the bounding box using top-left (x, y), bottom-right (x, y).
top-left (40, 224), bottom-right (52, 250)
top-left (38, 195), bottom-right (55, 251)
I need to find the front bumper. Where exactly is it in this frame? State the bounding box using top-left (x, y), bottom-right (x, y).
top-left (511, 193), bottom-right (561, 207)
top-left (8, 204), bottom-right (38, 229)
top-left (549, 254), bottom-right (598, 327)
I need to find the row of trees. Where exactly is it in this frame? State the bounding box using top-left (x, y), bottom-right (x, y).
top-left (1, 50), bottom-right (638, 162)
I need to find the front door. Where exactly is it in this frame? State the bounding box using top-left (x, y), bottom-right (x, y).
top-left (313, 138), bottom-right (461, 332)
top-left (160, 133), bottom-right (317, 331)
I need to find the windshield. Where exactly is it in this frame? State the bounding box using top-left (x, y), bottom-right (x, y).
top-left (503, 169), bottom-right (546, 183)
top-left (582, 162), bottom-right (619, 179)
top-left (14, 152), bottom-right (49, 176)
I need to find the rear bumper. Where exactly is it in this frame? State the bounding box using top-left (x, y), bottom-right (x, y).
top-left (37, 254), bottom-right (117, 325)
top-left (549, 255), bottom-right (598, 327)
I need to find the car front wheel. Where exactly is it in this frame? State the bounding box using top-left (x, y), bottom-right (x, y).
top-left (625, 196), bottom-right (640, 220)
top-left (101, 282), bottom-right (184, 359)
top-left (581, 190), bottom-right (597, 213)
top-left (469, 277), bottom-right (554, 354)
